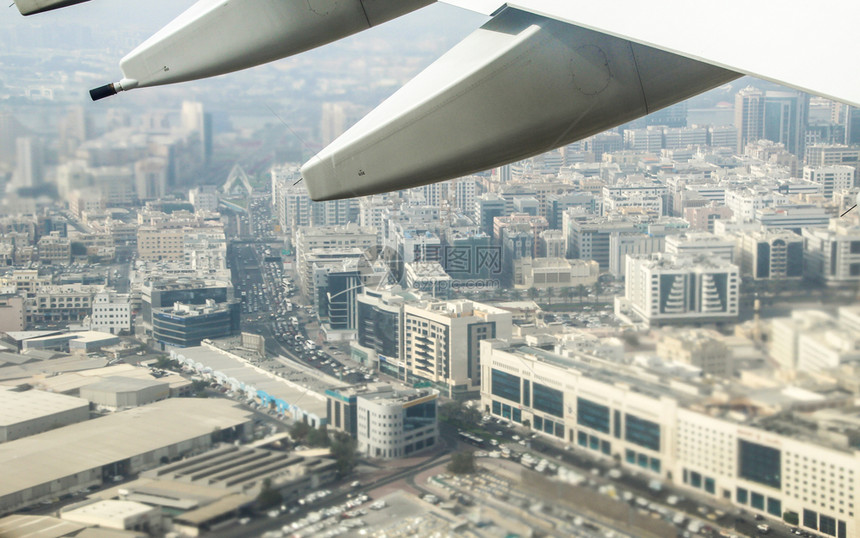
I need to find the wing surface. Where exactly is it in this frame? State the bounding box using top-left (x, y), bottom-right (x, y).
top-left (442, 0), bottom-right (860, 106)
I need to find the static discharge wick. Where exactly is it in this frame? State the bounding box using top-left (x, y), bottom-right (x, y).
top-left (841, 204), bottom-right (857, 218)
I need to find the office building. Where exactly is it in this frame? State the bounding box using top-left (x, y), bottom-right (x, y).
top-left (656, 329), bottom-right (732, 377)
top-left (151, 300), bottom-right (241, 349)
top-left (621, 253), bottom-right (739, 326)
top-left (89, 291), bottom-right (131, 334)
top-left (402, 299), bottom-right (512, 398)
top-left (803, 219), bottom-right (860, 284)
top-left (481, 339), bottom-right (860, 538)
top-left (803, 166), bottom-right (855, 199)
top-left (735, 86), bottom-right (765, 153)
top-left (355, 385), bottom-right (438, 460)
top-left (295, 224), bottom-right (377, 297)
top-left (665, 233), bottom-right (736, 263)
top-left (738, 229), bottom-right (804, 280)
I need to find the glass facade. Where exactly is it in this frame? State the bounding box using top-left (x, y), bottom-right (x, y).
top-left (625, 449), bottom-right (635, 464)
top-left (738, 440), bottom-right (781, 489)
top-left (803, 509), bottom-right (817, 530)
top-left (534, 415), bottom-right (543, 431)
top-left (492, 400), bottom-right (501, 415)
top-left (705, 477), bottom-right (715, 494)
top-left (767, 497), bottom-right (781, 517)
top-left (577, 397), bottom-right (610, 433)
top-left (820, 515), bottom-right (836, 536)
top-left (751, 492), bottom-right (765, 510)
top-left (625, 413), bottom-right (660, 451)
top-left (691, 471), bottom-right (702, 488)
top-left (512, 408), bottom-right (522, 423)
top-left (737, 488), bottom-right (748, 504)
top-left (523, 380), bottom-right (530, 407)
top-left (491, 369), bottom-right (521, 403)
top-left (404, 400), bottom-right (436, 431)
top-left (578, 431), bottom-right (588, 446)
top-left (533, 382), bottom-right (563, 418)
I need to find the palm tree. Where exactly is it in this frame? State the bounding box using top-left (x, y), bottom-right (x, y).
top-left (546, 286), bottom-right (555, 305)
top-left (528, 287), bottom-right (538, 302)
top-left (577, 284), bottom-right (587, 305)
top-left (594, 280), bottom-right (603, 304)
top-left (564, 286), bottom-right (575, 305)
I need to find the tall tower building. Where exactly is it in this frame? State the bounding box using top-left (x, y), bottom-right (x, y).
top-left (734, 86), bottom-right (765, 153)
top-left (764, 90), bottom-right (808, 157)
top-left (13, 137), bottom-right (44, 189)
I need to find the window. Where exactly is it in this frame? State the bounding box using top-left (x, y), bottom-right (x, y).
top-left (691, 471), bottom-right (702, 488)
top-left (767, 497), bottom-right (781, 517)
top-left (589, 435), bottom-right (600, 451)
top-left (577, 397), bottom-right (610, 433)
top-left (578, 431), bottom-right (588, 447)
top-left (626, 449), bottom-right (635, 464)
top-left (512, 408), bottom-right (522, 423)
top-left (737, 488), bottom-right (748, 504)
top-left (739, 440), bottom-right (781, 489)
top-left (625, 413), bottom-right (660, 451)
top-left (492, 400), bottom-right (501, 415)
top-left (751, 492), bottom-right (765, 510)
top-left (601, 440), bottom-right (611, 455)
top-left (523, 379), bottom-right (530, 407)
top-left (819, 515), bottom-right (836, 536)
top-left (533, 382), bottom-right (563, 418)
top-left (705, 477), bottom-right (715, 494)
top-left (491, 369), bottom-right (520, 403)
top-left (534, 416), bottom-right (543, 431)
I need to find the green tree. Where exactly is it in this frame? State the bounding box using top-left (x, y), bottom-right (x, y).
top-left (257, 478), bottom-right (282, 509)
top-left (439, 401), bottom-right (464, 422)
top-left (594, 280), bottom-right (603, 304)
top-left (546, 287), bottom-right (555, 305)
top-left (522, 419), bottom-right (531, 429)
top-left (330, 432), bottom-right (358, 477)
top-left (307, 425), bottom-right (330, 447)
top-left (577, 284), bottom-right (587, 305)
top-left (289, 421), bottom-right (312, 443)
top-left (783, 511), bottom-right (799, 525)
top-left (447, 451), bottom-right (477, 474)
top-left (527, 287), bottom-right (538, 302)
top-left (564, 286), bottom-right (575, 305)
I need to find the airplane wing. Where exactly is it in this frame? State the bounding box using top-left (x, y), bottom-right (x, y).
top-left (301, 0), bottom-right (859, 200)
top-left (16, 0), bottom-right (858, 200)
top-left (471, 1), bottom-right (860, 109)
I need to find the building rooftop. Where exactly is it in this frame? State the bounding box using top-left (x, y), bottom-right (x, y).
top-left (80, 376), bottom-right (169, 393)
top-left (0, 514), bottom-right (86, 538)
top-left (0, 388), bottom-right (88, 427)
top-left (0, 399), bottom-right (253, 500)
top-left (62, 499), bottom-right (155, 520)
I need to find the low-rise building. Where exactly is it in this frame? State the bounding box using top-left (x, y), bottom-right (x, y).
top-left (355, 385), bottom-right (438, 460)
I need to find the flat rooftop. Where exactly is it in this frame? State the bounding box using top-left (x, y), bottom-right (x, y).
top-left (0, 388), bottom-right (89, 426)
top-left (0, 399), bottom-right (253, 501)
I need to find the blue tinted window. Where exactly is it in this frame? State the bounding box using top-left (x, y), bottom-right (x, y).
top-left (578, 431), bottom-right (588, 446)
top-left (767, 497), bottom-right (781, 517)
top-left (736, 487), bottom-right (748, 504)
top-left (625, 449), bottom-right (635, 463)
top-left (492, 400), bottom-right (501, 415)
top-left (577, 397), bottom-right (610, 433)
top-left (751, 492), bottom-right (764, 510)
top-left (601, 440), bottom-right (611, 455)
top-left (589, 435), bottom-right (600, 450)
top-left (502, 403), bottom-right (511, 419)
top-left (523, 380), bottom-right (530, 407)
top-left (739, 440), bottom-right (781, 489)
top-left (512, 408), bottom-right (522, 423)
top-left (690, 471), bottom-right (702, 488)
top-left (534, 415), bottom-right (543, 431)
top-left (649, 458), bottom-right (660, 473)
top-left (637, 453), bottom-right (648, 468)
top-left (491, 369), bottom-right (520, 403)
top-left (533, 382), bottom-right (564, 418)
top-left (803, 509), bottom-right (817, 530)
top-left (554, 421), bottom-right (564, 438)
top-left (705, 477), bottom-right (715, 494)
top-left (544, 418), bottom-right (554, 434)
top-left (819, 515), bottom-right (836, 536)
top-left (625, 413), bottom-right (660, 451)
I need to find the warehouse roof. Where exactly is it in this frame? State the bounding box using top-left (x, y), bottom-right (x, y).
top-left (0, 388), bottom-right (88, 427)
top-left (0, 399), bottom-right (253, 500)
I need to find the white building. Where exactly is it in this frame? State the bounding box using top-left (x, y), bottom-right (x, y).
top-left (402, 299), bottom-right (513, 398)
top-left (188, 186), bottom-right (219, 212)
top-left (621, 253), bottom-right (739, 326)
top-left (513, 257), bottom-right (598, 289)
top-left (356, 385), bottom-right (438, 460)
top-left (89, 291), bottom-right (131, 334)
top-left (481, 339), bottom-right (860, 538)
top-left (665, 233), bottom-right (736, 263)
top-left (738, 229), bottom-right (804, 280)
top-left (803, 218), bottom-right (860, 284)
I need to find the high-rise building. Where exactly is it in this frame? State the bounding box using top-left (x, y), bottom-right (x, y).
top-left (734, 86), bottom-right (765, 153)
top-left (13, 137), bottom-right (44, 189)
top-left (474, 193), bottom-right (507, 238)
top-left (763, 90), bottom-right (808, 157)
